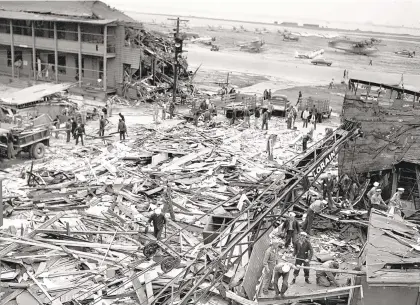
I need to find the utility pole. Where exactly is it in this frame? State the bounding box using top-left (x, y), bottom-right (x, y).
top-left (168, 17), bottom-right (188, 104)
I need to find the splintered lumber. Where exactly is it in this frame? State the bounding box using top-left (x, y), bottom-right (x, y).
top-left (0, 289), bottom-right (24, 305)
top-left (133, 276), bottom-right (148, 304)
top-left (161, 147), bottom-right (212, 171)
top-left (0, 211), bottom-right (65, 258)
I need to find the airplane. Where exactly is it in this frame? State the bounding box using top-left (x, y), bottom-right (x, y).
top-left (191, 36), bottom-right (214, 45)
top-left (238, 38), bottom-right (265, 53)
top-left (328, 38), bottom-right (380, 55)
top-left (395, 50), bottom-right (416, 58)
top-left (283, 33), bottom-right (299, 41)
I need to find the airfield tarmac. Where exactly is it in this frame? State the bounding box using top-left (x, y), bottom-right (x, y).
top-left (129, 12), bottom-right (420, 110)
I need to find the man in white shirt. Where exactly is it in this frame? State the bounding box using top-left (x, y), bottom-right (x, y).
top-left (302, 107), bottom-right (310, 128)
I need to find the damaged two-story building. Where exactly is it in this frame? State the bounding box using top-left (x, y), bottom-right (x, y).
top-left (0, 1), bottom-right (150, 99)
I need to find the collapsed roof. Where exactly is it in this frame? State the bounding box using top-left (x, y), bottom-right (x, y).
top-left (0, 1), bottom-right (135, 22)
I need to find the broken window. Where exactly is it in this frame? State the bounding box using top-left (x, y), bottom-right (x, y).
top-left (47, 54), bottom-right (66, 74)
top-left (7, 49), bottom-right (22, 67)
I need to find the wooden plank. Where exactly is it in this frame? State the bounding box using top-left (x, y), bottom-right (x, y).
top-left (0, 290), bottom-right (24, 305)
top-left (258, 285), bottom-right (361, 304)
top-left (144, 272), bottom-right (155, 304)
top-left (0, 211), bottom-right (65, 258)
top-left (16, 291), bottom-right (41, 305)
top-left (132, 276), bottom-right (148, 304)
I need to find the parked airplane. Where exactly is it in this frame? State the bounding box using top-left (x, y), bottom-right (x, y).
top-left (238, 38), bottom-right (265, 52)
top-left (328, 38), bottom-right (380, 55)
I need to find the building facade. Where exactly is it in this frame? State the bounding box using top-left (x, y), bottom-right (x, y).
top-left (0, 1), bottom-right (144, 96)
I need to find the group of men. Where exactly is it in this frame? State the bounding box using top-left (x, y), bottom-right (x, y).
top-left (191, 99), bottom-right (217, 127)
top-left (263, 89), bottom-right (272, 101)
top-left (230, 102), bottom-right (272, 130)
top-left (367, 181), bottom-right (404, 217)
top-left (262, 213), bottom-right (341, 298)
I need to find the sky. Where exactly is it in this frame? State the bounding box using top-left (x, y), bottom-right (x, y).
top-left (104, 0), bottom-right (420, 27)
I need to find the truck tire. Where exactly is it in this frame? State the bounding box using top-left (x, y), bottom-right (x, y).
top-left (31, 143), bottom-right (45, 159)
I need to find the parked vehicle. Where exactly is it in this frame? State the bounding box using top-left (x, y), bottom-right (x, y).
top-left (311, 58), bottom-right (332, 66)
top-left (261, 93), bottom-right (291, 117)
top-left (0, 127), bottom-right (50, 159)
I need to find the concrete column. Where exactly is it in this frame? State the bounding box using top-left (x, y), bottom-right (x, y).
top-left (103, 25), bottom-right (107, 91)
top-left (78, 24), bottom-right (82, 87)
top-left (53, 22), bottom-right (58, 82)
top-left (32, 21), bottom-right (36, 80)
top-left (10, 20), bottom-right (14, 79)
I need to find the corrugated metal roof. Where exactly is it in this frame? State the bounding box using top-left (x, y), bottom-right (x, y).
top-left (0, 1), bottom-right (135, 23)
top-left (0, 83), bottom-right (73, 106)
top-left (366, 210), bottom-right (420, 285)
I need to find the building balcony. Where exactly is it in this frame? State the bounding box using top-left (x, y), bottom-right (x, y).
top-left (0, 32), bottom-right (115, 57)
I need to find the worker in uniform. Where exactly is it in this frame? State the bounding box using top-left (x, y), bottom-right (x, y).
top-left (286, 107), bottom-right (293, 129)
top-left (243, 106), bottom-right (250, 128)
top-left (71, 118), bottom-right (77, 139)
top-left (316, 260), bottom-right (340, 287)
top-left (230, 107), bottom-right (237, 125)
top-left (273, 262), bottom-right (299, 297)
top-left (99, 116), bottom-right (108, 137)
top-left (74, 123), bottom-right (85, 146)
top-left (148, 208), bottom-right (166, 240)
top-left (254, 107), bottom-right (260, 129)
top-left (266, 134), bottom-right (277, 161)
top-left (118, 118), bottom-right (127, 141)
top-left (281, 212), bottom-right (300, 248)
top-left (302, 199), bottom-right (326, 234)
top-left (262, 241), bottom-right (282, 294)
top-left (370, 189), bottom-right (387, 211)
top-left (367, 182), bottom-right (380, 201)
top-left (169, 101), bottom-right (175, 119)
top-left (302, 107), bottom-right (310, 128)
top-left (65, 119), bottom-right (72, 143)
top-left (291, 232), bottom-right (313, 285)
top-left (322, 173), bottom-right (335, 210)
top-left (262, 109), bottom-right (269, 130)
top-left (388, 188), bottom-right (404, 217)
top-left (6, 132), bottom-right (15, 160)
top-left (203, 109), bottom-right (211, 127)
top-left (310, 106), bottom-right (318, 130)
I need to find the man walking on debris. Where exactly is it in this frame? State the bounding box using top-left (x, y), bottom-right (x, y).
top-left (254, 107), bottom-right (260, 129)
top-left (65, 119), bottom-right (72, 143)
top-left (231, 107), bottom-right (237, 125)
top-left (302, 133), bottom-right (310, 152)
top-left (302, 199), bottom-right (326, 234)
top-left (118, 118), bottom-right (127, 141)
top-left (99, 116), bottom-right (108, 137)
top-left (262, 241), bottom-right (282, 294)
top-left (370, 189), bottom-right (387, 211)
top-left (153, 103), bottom-right (160, 124)
top-left (163, 181), bottom-right (176, 221)
top-left (169, 100), bottom-right (175, 119)
top-left (302, 107), bottom-right (310, 128)
top-left (148, 208), bottom-right (166, 240)
top-left (273, 262), bottom-right (299, 297)
top-left (71, 118), bottom-right (77, 139)
top-left (262, 109), bottom-right (269, 130)
top-left (388, 188), bottom-right (404, 217)
top-left (75, 123), bottom-right (85, 146)
top-left (322, 173), bottom-right (335, 210)
top-left (316, 260), bottom-right (340, 287)
top-left (310, 105), bottom-right (318, 129)
top-left (281, 212), bottom-right (300, 248)
top-left (291, 232), bottom-right (313, 284)
top-left (203, 109), bottom-right (211, 127)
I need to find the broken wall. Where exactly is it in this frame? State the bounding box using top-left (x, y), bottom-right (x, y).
top-left (339, 93), bottom-right (420, 175)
